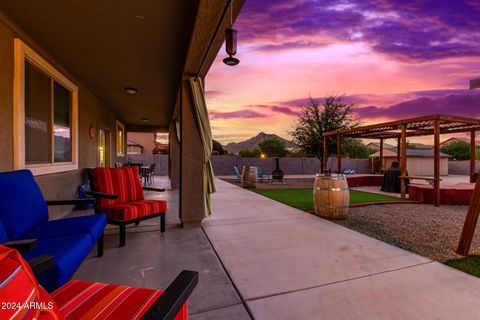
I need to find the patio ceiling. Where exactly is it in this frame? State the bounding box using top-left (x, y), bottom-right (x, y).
top-left (0, 0), bottom-right (226, 130)
top-left (323, 114), bottom-right (480, 139)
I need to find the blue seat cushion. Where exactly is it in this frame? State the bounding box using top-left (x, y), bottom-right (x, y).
top-left (22, 234), bottom-right (93, 292)
top-left (0, 221), bottom-right (9, 242)
top-left (0, 170), bottom-right (49, 239)
top-left (20, 214), bottom-right (107, 244)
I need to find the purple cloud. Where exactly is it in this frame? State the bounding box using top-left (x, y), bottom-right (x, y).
top-left (209, 104), bottom-right (299, 120)
top-left (209, 110), bottom-right (264, 120)
top-left (354, 92), bottom-right (480, 119)
top-left (236, 0), bottom-right (480, 62)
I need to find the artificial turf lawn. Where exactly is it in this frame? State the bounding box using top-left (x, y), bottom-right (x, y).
top-left (250, 188), bottom-right (402, 211)
top-left (445, 256), bottom-right (480, 278)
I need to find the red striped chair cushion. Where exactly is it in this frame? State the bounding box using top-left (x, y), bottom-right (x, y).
top-left (103, 200), bottom-right (167, 221)
top-left (52, 280), bottom-right (187, 320)
top-left (92, 167), bottom-right (144, 212)
top-left (0, 246), bottom-right (61, 320)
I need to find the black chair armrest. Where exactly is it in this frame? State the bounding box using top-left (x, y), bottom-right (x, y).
top-left (143, 187), bottom-right (166, 192)
top-left (140, 270), bottom-right (199, 320)
top-left (28, 255), bottom-right (55, 274)
top-left (1, 239), bottom-right (37, 252)
top-left (86, 191), bottom-right (118, 199)
top-left (46, 199), bottom-right (95, 206)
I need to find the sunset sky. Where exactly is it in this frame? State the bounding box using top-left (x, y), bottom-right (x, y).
top-left (205, 0), bottom-right (480, 145)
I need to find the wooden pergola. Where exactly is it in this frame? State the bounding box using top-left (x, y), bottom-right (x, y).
top-left (323, 114), bottom-right (480, 207)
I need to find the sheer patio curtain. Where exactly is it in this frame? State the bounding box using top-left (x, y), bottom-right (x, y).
top-left (188, 77), bottom-right (216, 217)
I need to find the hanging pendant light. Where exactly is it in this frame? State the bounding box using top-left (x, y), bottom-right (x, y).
top-left (223, 1), bottom-right (240, 66)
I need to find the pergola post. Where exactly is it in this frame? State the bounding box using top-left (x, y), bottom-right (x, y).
top-left (457, 175), bottom-right (480, 255)
top-left (433, 119), bottom-right (441, 207)
top-left (337, 134), bottom-right (341, 173)
top-left (396, 137), bottom-right (401, 162)
top-left (323, 136), bottom-right (327, 173)
top-left (379, 138), bottom-right (384, 173)
top-left (470, 130), bottom-right (476, 183)
top-left (400, 125), bottom-right (407, 199)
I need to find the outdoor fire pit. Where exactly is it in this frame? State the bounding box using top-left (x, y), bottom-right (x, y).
top-left (271, 158), bottom-right (284, 183)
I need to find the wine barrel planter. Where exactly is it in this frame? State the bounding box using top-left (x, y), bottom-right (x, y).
top-left (314, 174), bottom-right (349, 219)
top-left (241, 166), bottom-right (258, 188)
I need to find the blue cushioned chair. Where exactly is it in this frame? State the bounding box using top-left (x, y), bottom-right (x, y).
top-left (0, 170), bottom-right (107, 291)
top-left (233, 166), bottom-right (242, 183)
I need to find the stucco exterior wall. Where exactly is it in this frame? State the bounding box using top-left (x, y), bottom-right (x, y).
top-left (0, 13), bottom-right (126, 218)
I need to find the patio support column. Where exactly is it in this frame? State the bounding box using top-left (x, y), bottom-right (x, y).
top-left (169, 125), bottom-right (180, 189)
top-left (400, 125), bottom-right (407, 199)
top-left (379, 138), bottom-right (384, 173)
top-left (323, 136), bottom-right (327, 173)
top-left (470, 130), bottom-right (476, 183)
top-left (396, 137), bottom-right (401, 162)
top-left (433, 119), bottom-right (441, 207)
top-left (337, 134), bottom-right (341, 173)
top-left (179, 77), bottom-right (205, 227)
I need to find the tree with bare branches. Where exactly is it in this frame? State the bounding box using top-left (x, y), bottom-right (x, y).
top-left (290, 95), bottom-right (358, 171)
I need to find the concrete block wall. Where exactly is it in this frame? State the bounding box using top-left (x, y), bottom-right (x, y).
top-left (127, 154), bottom-right (169, 175)
top-left (127, 154), bottom-right (372, 176)
top-left (211, 156), bottom-right (370, 176)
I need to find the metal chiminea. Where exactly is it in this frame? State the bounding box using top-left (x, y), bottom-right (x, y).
top-left (271, 158), bottom-right (284, 183)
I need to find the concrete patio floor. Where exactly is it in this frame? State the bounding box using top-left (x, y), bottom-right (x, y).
top-left (74, 178), bottom-right (249, 319)
top-left (204, 179), bottom-right (480, 319)
top-left (74, 177), bottom-right (480, 319)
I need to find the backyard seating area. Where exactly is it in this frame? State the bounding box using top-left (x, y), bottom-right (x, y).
top-left (0, 170), bottom-right (201, 319)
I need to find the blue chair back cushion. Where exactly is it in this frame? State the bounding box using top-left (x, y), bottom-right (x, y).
top-left (0, 221), bottom-right (9, 242)
top-left (0, 170), bottom-right (49, 239)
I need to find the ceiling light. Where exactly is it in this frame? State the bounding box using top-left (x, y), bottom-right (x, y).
top-left (124, 87), bottom-right (138, 94)
top-left (141, 118), bottom-right (149, 122)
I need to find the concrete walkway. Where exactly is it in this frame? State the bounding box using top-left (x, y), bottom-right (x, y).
top-left (204, 179), bottom-right (480, 319)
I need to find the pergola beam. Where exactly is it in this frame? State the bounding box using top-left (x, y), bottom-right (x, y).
top-left (433, 120), bottom-right (441, 207)
top-left (379, 138), bottom-right (384, 173)
top-left (400, 125), bottom-right (407, 199)
top-left (323, 114), bottom-right (480, 138)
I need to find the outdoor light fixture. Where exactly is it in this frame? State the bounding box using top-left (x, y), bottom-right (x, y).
top-left (223, 1), bottom-right (240, 66)
top-left (124, 87), bottom-right (137, 94)
top-left (223, 28), bottom-right (239, 66)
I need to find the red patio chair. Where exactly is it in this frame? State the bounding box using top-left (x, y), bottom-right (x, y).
top-left (0, 245), bottom-right (198, 320)
top-left (88, 166), bottom-right (167, 247)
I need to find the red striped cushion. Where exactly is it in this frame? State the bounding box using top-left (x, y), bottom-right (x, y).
top-left (0, 246), bottom-right (61, 320)
top-left (51, 280), bottom-right (187, 320)
top-left (92, 167), bottom-right (144, 212)
top-left (103, 200), bottom-right (167, 221)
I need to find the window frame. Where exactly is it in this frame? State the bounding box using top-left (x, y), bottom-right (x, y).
top-left (115, 120), bottom-right (125, 157)
top-left (13, 39), bottom-right (79, 176)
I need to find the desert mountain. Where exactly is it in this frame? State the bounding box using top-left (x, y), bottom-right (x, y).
top-left (224, 132), bottom-right (295, 154)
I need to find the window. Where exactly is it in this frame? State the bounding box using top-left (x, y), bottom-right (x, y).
top-left (14, 39), bottom-right (78, 175)
top-left (116, 121), bottom-right (125, 156)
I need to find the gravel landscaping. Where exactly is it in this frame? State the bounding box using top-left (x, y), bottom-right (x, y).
top-left (337, 204), bottom-right (479, 262)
